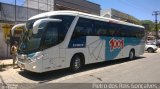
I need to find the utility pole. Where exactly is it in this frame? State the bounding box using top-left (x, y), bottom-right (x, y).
top-left (38, 0), bottom-right (39, 14)
top-left (152, 11), bottom-right (160, 41)
top-left (27, 0), bottom-right (28, 20)
top-left (15, 0), bottom-right (17, 24)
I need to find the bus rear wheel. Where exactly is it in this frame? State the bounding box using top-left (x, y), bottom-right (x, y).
top-left (129, 50), bottom-right (135, 60)
top-left (70, 55), bottom-right (82, 72)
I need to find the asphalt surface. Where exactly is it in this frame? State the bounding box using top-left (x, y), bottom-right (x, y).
top-left (25, 52), bottom-right (160, 89)
top-left (1, 52), bottom-right (160, 89)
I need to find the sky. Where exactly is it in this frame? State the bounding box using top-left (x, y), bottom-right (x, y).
top-left (0, 0), bottom-right (24, 6)
top-left (88, 0), bottom-right (160, 21)
top-left (0, 0), bottom-right (160, 21)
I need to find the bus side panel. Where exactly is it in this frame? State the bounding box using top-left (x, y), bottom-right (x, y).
top-left (65, 48), bottom-right (89, 68)
top-left (99, 37), bottom-right (123, 60)
top-left (138, 39), bottom-right (145, 56)
top-left (65, 36), bottom-right (144, 68)
top-left (86, 36), bottom-right (106, 63)
top-left (66, 36), bottom-right (90, 67)
top-left (100, 37), bottom-right (144, 60)
top-left (66, 36), bottom-right (106, 68)
top-left (42, 46), bottom-right (66, 72)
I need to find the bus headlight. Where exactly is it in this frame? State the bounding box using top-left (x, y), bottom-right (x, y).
top-left (35, 55), bottom-right (43, 60)
top-left (28, 52), bottom-right (43, 62)
top-left (33, 66), bottom-right (36, 69)
top-left (32, 55), bottom-right (43, 61)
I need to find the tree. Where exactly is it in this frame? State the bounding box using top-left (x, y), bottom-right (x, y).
top-left (158, 22), bottom-right (160, 30)
top-left (141, 20), bottom-right (155, 31)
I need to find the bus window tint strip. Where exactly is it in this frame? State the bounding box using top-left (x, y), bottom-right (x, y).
top-left (71, 17), bottom-right (145, 39)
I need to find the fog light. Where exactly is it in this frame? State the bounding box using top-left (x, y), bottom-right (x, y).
top-left (33, 66), bottom-right (36, 69)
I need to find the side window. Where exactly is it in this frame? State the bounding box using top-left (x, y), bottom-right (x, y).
top-left (120, 25), bottom-right (134, 37)
top-left (39, 15), bottom-right (74, 49)
top-left (140, 28), bottom-right (145, 38)
top-left (135, 28), bottom-right (145, 38)
top-left (51, 15), bottom-right (75, 41)
top-left (72, 18), bottom-right (94, 38)
top-left (42, 15), bottom-right (74, 49)
top-left (118, 24), bottom-right (126, 37)
top-left (108, 23), bottom-right (117, 37)
top-left (95, 21), bottom-right (109, 36)
top-left (43, 22), bottom-right (59, 48)
top-left (37, 22), bottom-right (47, 37)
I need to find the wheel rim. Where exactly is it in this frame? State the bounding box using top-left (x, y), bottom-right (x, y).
top-left (129, 51), bottom-right (134, 59)
top-left (74, 57), bottom-right (81, 70)
top-left (148, 49), bottom-right (152, 53)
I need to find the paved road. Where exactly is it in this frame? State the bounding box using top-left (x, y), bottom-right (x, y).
top-left (32, 52), bottom-right (160, 89)
top-left (0, 51), bottom-right (160, 89)
top-left (58, 52), bottom-right (160, 83)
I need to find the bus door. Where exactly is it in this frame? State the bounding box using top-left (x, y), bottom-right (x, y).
top-left (42, 22), bottom-right (65, 70)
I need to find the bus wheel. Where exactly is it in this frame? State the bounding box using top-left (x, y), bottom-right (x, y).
top-left (147, 48), bottom-right (154, 53)
top-left (129, 50), bottom-right (135, 60)
top-left (70, 55), bottom-right (82, 72)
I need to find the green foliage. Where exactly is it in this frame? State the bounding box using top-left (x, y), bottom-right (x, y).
top-left (141, 20), bottom-right (160, 32)
top-left (141, 20), bottom-right (155, 31)
top-left (158, 23), bottom-right (160, 30)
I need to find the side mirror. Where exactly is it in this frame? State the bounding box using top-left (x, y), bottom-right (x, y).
top-left (32, 18), bottom-right (62, 34)
top-left (11, 24), bottom-right (25, 36)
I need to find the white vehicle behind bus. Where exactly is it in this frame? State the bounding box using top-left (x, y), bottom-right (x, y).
top-left (16, 11), bottom-right (145, 73)
top-left (145, 43), bottom-right (158, 53)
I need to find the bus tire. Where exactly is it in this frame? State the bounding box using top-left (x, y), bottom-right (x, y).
top-left (147, 48), bottom-right (154, 53)
top-left (129, 49), bottom-right (135, 60)
top-left (70, 55), bottom-right (83, 72)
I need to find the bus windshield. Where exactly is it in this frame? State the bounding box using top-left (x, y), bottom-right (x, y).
top-left (19, 19), bottom-right (47, 54)
top-left (18, 15), bottom-right (75, 54)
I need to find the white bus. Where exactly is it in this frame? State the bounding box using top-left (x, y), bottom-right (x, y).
top-left (17, 11), bottom-right (145, 73)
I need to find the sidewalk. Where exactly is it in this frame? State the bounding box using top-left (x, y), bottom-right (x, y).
top-left (0, 59), bottom-right (12, 65)
top-left (157, 48), bottom-right (160, 52)
top-left (0, 59), bottom-right (13, 71)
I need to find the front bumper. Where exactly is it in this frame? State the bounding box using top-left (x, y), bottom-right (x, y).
top-left (17, 61), bottom-right (25, 69)
top-left (154, 48), bottom-right (158, 51)
top-left (17, 60), bottom-right (42, 73)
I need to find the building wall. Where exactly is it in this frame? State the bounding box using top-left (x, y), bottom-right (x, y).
top-left (101, 8), bottom-right (140, 24)
top-left (0, 0), bottom-right (100, 58)
top-left (24, 0), bottom-right (54, 11)
top-left (24, 0), bottom-right (100, 15)
top-left (0, 2), bottom-right (46, 23)
top-left (54, 0), bottom-right (100, 15)
top-left (0, 3), bottom-right (46, 58)
top-left (0, 24), bottom-right (11, 59)
top-left (101, 9), bottom-right (111, 18)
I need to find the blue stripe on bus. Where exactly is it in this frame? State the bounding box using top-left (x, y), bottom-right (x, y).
top-left (68, 36), bottom-right (86, 48)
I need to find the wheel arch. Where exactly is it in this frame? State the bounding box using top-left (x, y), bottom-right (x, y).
top-left (70, 52), bottom-right (85, 66)
top-left (130, 48), bottom-right (135, 54)
top-left (128, 48), bottom-right (135, 59)
top-left (147, 47), bottom-right (154, 50)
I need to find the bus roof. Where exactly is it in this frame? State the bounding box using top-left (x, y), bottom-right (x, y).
top-left (29, 10), bottom-right (144, 28)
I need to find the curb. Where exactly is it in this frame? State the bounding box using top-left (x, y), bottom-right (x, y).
top-left (0, 59), bottom-right (13, 70)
